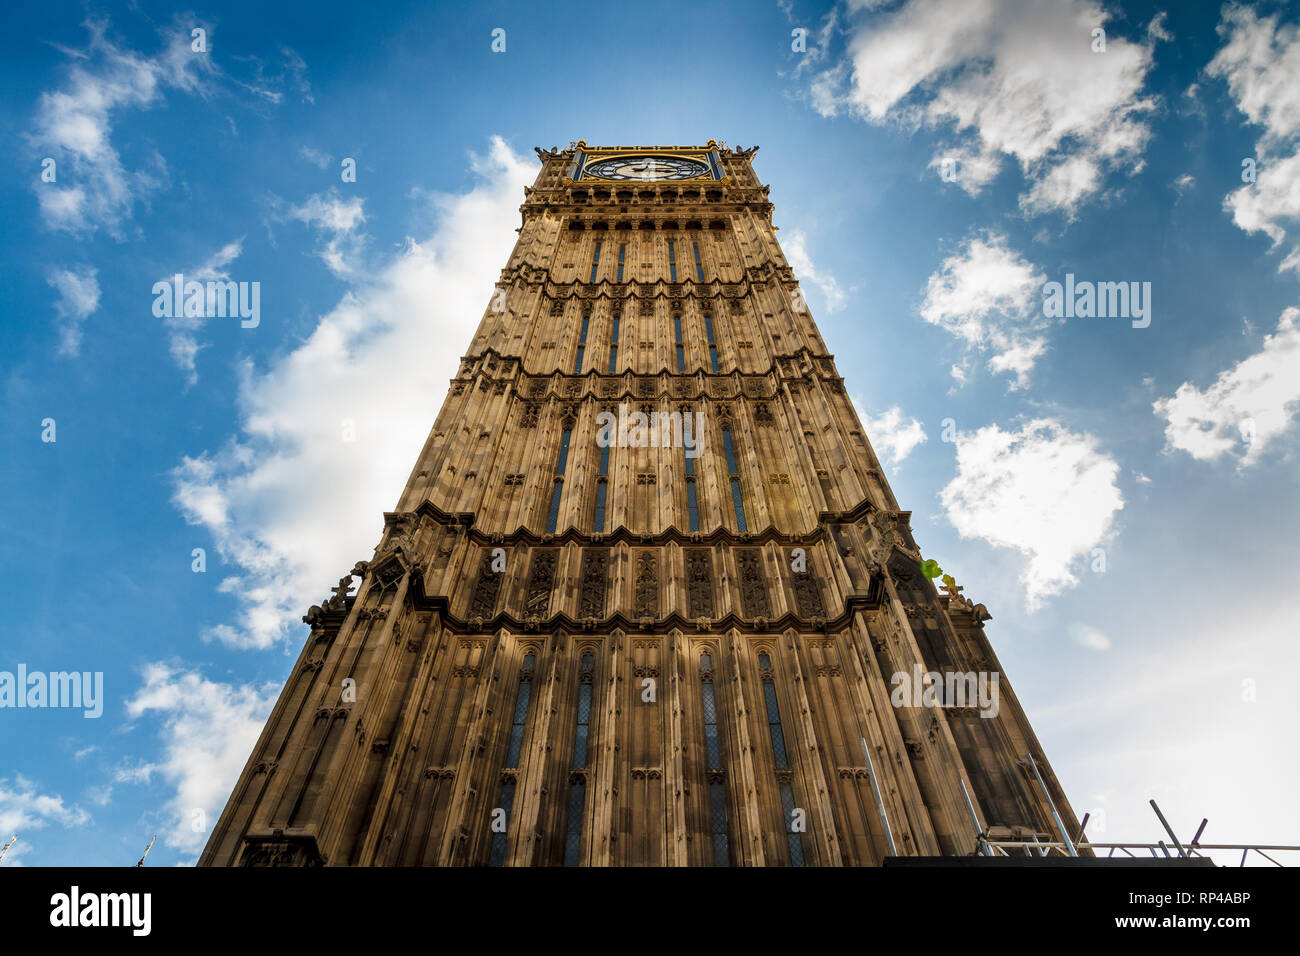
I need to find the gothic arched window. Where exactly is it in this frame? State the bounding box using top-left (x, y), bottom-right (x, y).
top-left (594, 442), bottom-right (610, 532)
top-left (704, 311), bottom-right (719, 372)
top-left (684, 442), bottom-right (699, 532)
top-left (489, 650), bottom-right (537, 866)
top-left (758, 650), bottom-right (806, 865)
top-left (547, 424), bottom-right (573, 533)
top-left (722, 425), bottom-right (747, 532)
top-left (563, 650), bottom-right (596, 866)
top-left (575, 313), bottom-right (589, 373)
top-left (609, 313), bottom-right (620, 373)
top-left (699, 650), bottom-right (730, 866)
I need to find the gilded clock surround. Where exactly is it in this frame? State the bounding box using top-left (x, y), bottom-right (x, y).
top-left (582, 155), bottom-right (712, 182)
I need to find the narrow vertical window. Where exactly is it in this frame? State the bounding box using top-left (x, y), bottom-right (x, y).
top-left (684, 445), bottom-right (699, 532)
top-left (704, 312), bottom-right (719, 372)
top-left (589, 240), bottom-right (602, 282)
top-left (547, 424), bottom-right (572, 533)
top-left (815, 465), bottom-right (834, 509)
top-left (563, 651), bottom-right (596, 866)
top-left (693, 241), bottom-right (704, 282)
top-left (617, 243), bottom-right (626, 282)
top-left (674, 315), bottom-right (685, 372)
top-left (574, 313), bottom-right (589, 374)
top-left (722, 426), bottom-right (747, 532)
top-left (506, 652), bottom-right (536, 766)
top-left (593, 443), bottom-right (610, 532)
top-left (489, 650), bottom-right (536, 866)
top-left (609, 314), bottom-right (620, 372)
top-left (668, 239), bottom-right (677, 282)
top-left (758, 651), bottom-right (805, 866)
top-left (699, 652), bottom-right (730, 866)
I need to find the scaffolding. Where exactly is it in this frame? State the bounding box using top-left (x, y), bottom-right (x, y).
top-left (958, 754), bottom-right (1298, 866)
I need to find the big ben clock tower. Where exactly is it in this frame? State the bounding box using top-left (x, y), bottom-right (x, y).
top-left (200, 141), bottom-right (1083, 866)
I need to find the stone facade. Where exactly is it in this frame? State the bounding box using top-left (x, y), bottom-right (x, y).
top-left (199, 142), bottom-right (1082, 867)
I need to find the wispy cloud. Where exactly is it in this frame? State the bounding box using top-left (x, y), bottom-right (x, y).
top-left (124, 663), bottom-right (278, 855)
top-left (160, 239), bottom-right (244, 385)
top-left (1069, 622), bottom-right (1113, 651)
top-left (782, 228), bottom-right (847, 313)
top-left (29, 17), bottom-right (218, 237)
top-left (0, 776), bottom-right (90, 866)
top-left (171, 137), bottom-right (537, 650)
top-left (46, 265), bottom-right (100, 356)
top-left (920, 233), bottom-right (1048, 388)
top-left (275, 190), bottom-right (367, 277)
top-left (299, 145), bottom-right (332, 169)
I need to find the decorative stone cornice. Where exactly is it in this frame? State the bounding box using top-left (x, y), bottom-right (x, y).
top-left (399, 494), bottom-right (880, 550)
top-left (496, 270), bottom-right (795, 299)
top-left (448, 348), bottom-right (845, 401)
top-left (402, 584), bottom-right (882, 638)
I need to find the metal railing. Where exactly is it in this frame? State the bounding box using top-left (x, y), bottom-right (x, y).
top-left (976, 836), bottom-right (1297, 866)
top-left (955, 754), bottom-right (1297, 866)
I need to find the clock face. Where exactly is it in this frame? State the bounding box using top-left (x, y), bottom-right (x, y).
top-left (583, 155), bottom-right (710, 182)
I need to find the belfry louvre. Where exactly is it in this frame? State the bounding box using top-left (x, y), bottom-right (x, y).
top-left (200, 142), bottom-right (1082, 867)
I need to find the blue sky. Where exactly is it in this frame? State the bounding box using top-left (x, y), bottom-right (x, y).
top-left (2, 0), bottom-right (1298, 866)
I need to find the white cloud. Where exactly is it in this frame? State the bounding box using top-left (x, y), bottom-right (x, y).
top-left (1019, 154), bottom-right (1103, 219)
top-left (1282, 247), bottom-right (1300, 278)
top-left (855, 399), bottom-right (927, 464)
top-left (1207, 5), bottom-right (1300, 276)
top-left (940, 418), bottom-right (1123, 610)
top-left (783, 2), bottom-right (841, 79)
top-left (124, 662), bottom-right (279, 855)
top-left (172, 137), bottom-right (537, 650)
top-left (1153, 307), bottom-right (1300, 467)
top-left (278, 191), bottom-right (368, 277)
top-left (112, 761), bottom-right (157, 785)
top-left (278, 46), bottom-right (313, 104)
top-left (783, 229), bottom-right (847, 312)
top-left (299, 145), bottom-right (332, 169)
top-left (1222, 152), bottom-right (1300, 253)
top-left (808, 60), bottom-right (849, 118)
top-left (46, 265), bottom-right (100, 356)
top-left (806, 0), bottom-right (1163, 217)
top-left (1146, 10), bottom-right (1172, 44)
top-left (929, 143), bottom-right (1002, 196)
top-left (160, 239), bottom-right (244, 385)
top-left (29, 18), bottom-right (217, 236)
top-left (920, 233), bottom-right (1048, 388)
top-left (1207, 5), bottom-right (1300, 153)
top-left (1069, 622), bottom-right (1113, 651)
top-left (0, 776), bottom-right (90, 866)
top-left (1173, 172), bottom-right (1196, 196)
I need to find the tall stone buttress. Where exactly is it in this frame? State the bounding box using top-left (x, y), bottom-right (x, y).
top-left (199, 142), bottom-right (1083, 867)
